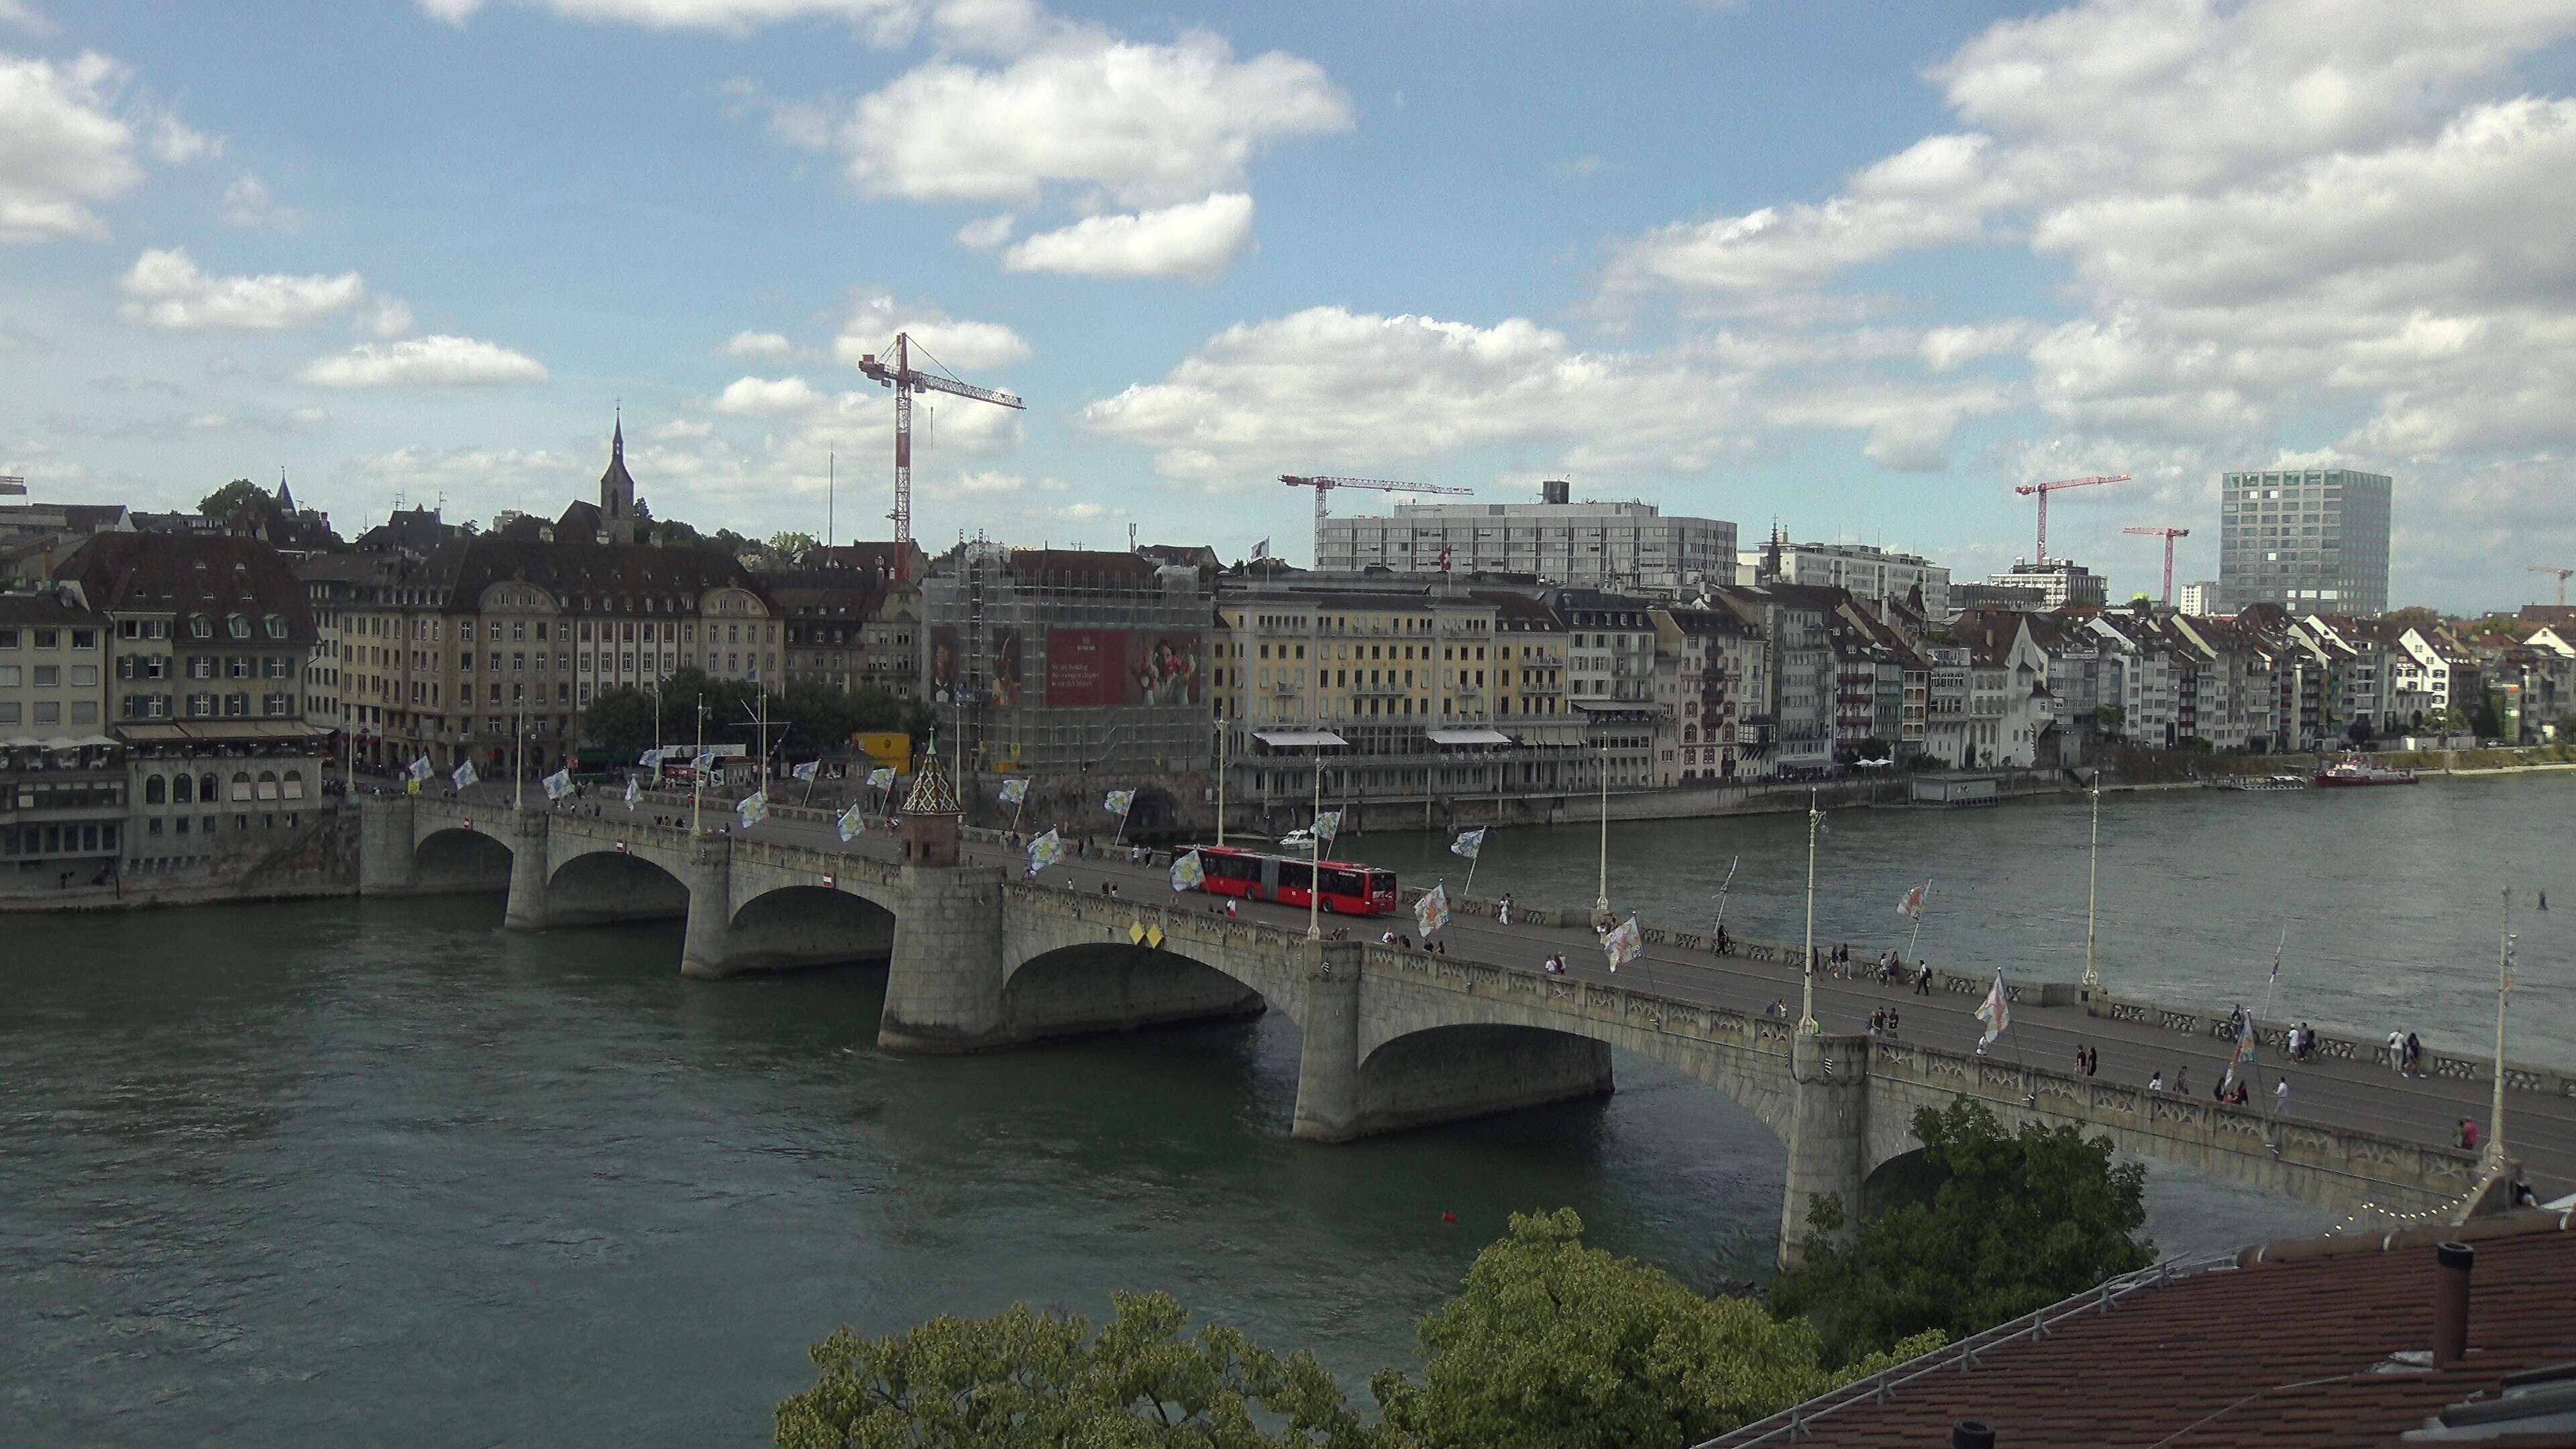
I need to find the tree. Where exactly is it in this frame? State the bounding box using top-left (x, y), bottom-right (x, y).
top-left (198, 478), bottom-right (269, 519)
top-left (1368, 1209), bottom-right (1941, 1449)
top-left (767, 530), bottom-right (820, 559)
top-left (2347, 715), bottom-right (2377, 745)
top-left (774, 1291), bottom-right (1377, 1449)
top-left (1770, 1097), bottom-right (2153, 1366)
top-left (2092, 703), bottom-right (2127, 741)
top-left (2426, 705), bottom-right (2469, 737)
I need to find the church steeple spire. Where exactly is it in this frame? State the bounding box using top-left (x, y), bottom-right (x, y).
top-left (600, 408), bottom-right (637, 545)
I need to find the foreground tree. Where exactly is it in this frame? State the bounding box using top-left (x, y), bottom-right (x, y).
top-left (197, 478), bottom-right (269, 519)
top-left (1770, 1097), bottom-right (2153, 1365)
top-left (1369, 1209), bottom-right (1939, 1449)
top-left (774, 1291), bottom-right (1376, 1449)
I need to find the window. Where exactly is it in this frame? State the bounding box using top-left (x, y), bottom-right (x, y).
top-left (191, 616), bottom-right (213, 639)
top-left (227, 615), bottom-right (250, 640)
top-left (33, 665), bottom-right (58, 687)
top-left (0, 702), bottom-right (15, 724)
top-left (71, 702), bottom-right (97, 724)
top-left (146, 775), bottom-right (166, 804)
top-left (0, 665), bottom-right (15, 687)
top-left (265, 616), bottom-right (288, 639)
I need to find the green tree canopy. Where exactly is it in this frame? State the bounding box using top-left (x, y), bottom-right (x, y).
top-left (1769, 1097), bottom-right (2153, 1366)
top-left (774, 1291), bottom-right (1376, 1449)
top-left (197, 478), bottom-right (269, 519)
top-left (767, 530), bottom-right (820, 559)
top-left (1368, 1209), bottom-right (1941, 1449)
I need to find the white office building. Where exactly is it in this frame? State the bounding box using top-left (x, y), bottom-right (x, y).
top-left (1317, 480), bottom-right (1735, 595)
top-left (2178, 580), bottom-right (2218, 616)
top-left (1736, 541), bottom-right (1949, 618)
top-left (2216, 468), bottom-right (2392, 616)
top-left (1982, 560), bottom-right (2108, 610)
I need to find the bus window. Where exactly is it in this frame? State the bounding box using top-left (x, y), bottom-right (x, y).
top-left (1277, 861), bottom-right (1313, 893)
top-left (1320, 867), bottom-right (1368, 896)
top-left (1205, 851), bottom-right (1263, 882)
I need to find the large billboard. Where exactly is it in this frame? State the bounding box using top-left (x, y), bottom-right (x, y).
top-left (1044, 628), bottom-right (1201, 707)
top-left (928, 625), bottom-right (960, 703)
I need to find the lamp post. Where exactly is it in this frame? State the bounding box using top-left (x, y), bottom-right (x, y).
top-left (1801, 788), bottom-right (1821, 1029)
top-left (512, 688), bottom-right (526, 811)
top-left (2489, 885), bottom-right (2515, 1173)
top-left (1215, 719), bottom-right (1227, 849)
top-left (2080, 769), bottom-right (2103, 991)
top-left (690, 698), bottom-right (706, 836)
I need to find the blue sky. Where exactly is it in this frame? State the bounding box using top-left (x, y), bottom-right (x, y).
top-left (4, 0), bottom-right (2573, 610)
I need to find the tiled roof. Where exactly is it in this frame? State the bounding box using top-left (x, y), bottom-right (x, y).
top-left (1706, 1214), bottom-right (2576, 1449)
top-left (0, 591), bottom-right (107, 626)
top-left (52, 532), bottom-right (317, 641)
top-left (413, 537), bottom-right (775, 616)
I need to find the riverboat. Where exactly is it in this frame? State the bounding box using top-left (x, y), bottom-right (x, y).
top-left (2216, 774), bottom-right (2308, 792)
top-left (1185, 843), bottom-right (1399, 916)
top-left (2314, 755), bottom-right (2419, 788)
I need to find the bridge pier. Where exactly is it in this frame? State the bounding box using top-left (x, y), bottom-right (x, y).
top-left (678, 841), bottom-right (737, 980)
top-left (502, 809), bottom-right (553, 931)
top-left (358, 796), bottom-right (417, 895)
top-left (877, 863), bottom-right (1010, 1051)
top-left (1778, 1032), bottom-right (1871, 1271)
top-left (1291, 943), bottom-right (1365, 1142)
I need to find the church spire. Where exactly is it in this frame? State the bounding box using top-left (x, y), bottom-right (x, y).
top-left (276, 466), bottom-right (295, 515)
top-left (600, 407), bottom-right (637, 545)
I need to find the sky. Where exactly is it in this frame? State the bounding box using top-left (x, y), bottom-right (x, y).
top-left (2, 0), bottom-right (2573, 612)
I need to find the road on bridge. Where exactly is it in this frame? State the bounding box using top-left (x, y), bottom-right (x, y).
top-left (492, 782), bottom-right (2576, 1205)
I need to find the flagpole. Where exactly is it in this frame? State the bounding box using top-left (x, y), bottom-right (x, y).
top-left (1463, 851), bottom-right (1478, 900)
top-left (1907, 878), bottom-right (1932, 960)
top-left (2080, 769), bottom-right (2103, 992)
top-left (2489, 885), bottom-right (2513, 1173)
top-left (1215, 721), bottom-right (1227, 849)
top-left (690, 699), bottom-right (705, 836)
top-left (1801, 788), bottom-right (1820, 1030)
top-left (1594, 741), bottom-right (1611, 924)
top-left (1307, 749), bottom-right (1323, 941)
top-left (1711, 854), bottom-right (1739, 937)
top-left (513, 688), bottom-right (526, 811)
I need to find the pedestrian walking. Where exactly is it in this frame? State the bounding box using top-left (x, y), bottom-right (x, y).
top-left (2074, 1044), bottom-right (2087, 1075)
top-left (2458, 1118), bottom-right (2479, 1150)
top-left (2147, 1069), bottom-right (2165, 1094)
top-left (2174, 1066), bottom-right (2190, 1098)
top-left (2084, 1046), bottom-right (2098, 1077)
top-left (2385, 1030), bottom-right (2407, 1075)
top-left (1497, 893), bottom-right (1513, 926)
top-left (2275, 1076), bottom-right (2291, 1113)
top-left (1914, 961), bottom-right (1933, 995)
top-left (2405, 1032), bottom-right (2424, 1078)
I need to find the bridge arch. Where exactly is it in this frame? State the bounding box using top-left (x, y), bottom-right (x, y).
top-left (414, 825), bottom-right (513, 890)
top-left (724, 884), bottom-right (900, 972)
top-left (1353, 1022), bottom-right (1621, 1139)
top-left (546, 847), bottom-right (691, 927)
top-left (1001, 941), bottom-right (1271, 1042)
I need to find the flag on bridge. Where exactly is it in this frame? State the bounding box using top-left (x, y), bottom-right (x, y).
top-left (792, 759), bottom-right (819, 784)
top-left (639, 747), bottom-right (663, 768)
top-left (1450, 828), bottom-right (1485, 861)
top-left (837, 802), bottom-right (864, 843)
top-left (1975, 969), bottom-right (2011, 1052)
top-left (1171, 849), bottom-right (1206, 894)
top-left (623, 775), bottom-right (639, 811)
top-left (1311, 808), bottom-right (1341, 847)
top-left (452, 760), bottom-right (478, 792)
top-left (543, 767), bottom-right (573, 800)
top-left (867, 765), bottom-right (896, 792)
top-left (999, 777), bottom-right (1029, 804)
top-left (407, 755), bottom-right (433, 783)
top-left (1104, 789), bottom-right (1136, 818)
top-left (1601, 914), bottom-right (1644, 972)
top-left (737, 790), bottom-right (768, 828)
top-left (693, 751), bottom-right (718, 776)
top-left (1027, 828), bottom-right (1065, 873)
top-left (1415, 883), bottom-right (1451, 936)
top-left (1898, 883), bottom-right (1928, 918)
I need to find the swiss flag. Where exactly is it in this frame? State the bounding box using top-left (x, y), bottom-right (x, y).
top-left (1438, 545), bottom-right (1453, 572)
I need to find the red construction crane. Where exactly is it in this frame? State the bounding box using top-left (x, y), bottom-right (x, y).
top-left (2012, 474), bottom-right (2129, 564)
top-left (1279, 475), bottom-right (1473, 566)
top-left (2123, 525), bottom-right (2191, 604)
top-left (2529, 565), bottom-right (2575, 606)
top-left (855, 332), bottom-right (1024, 580)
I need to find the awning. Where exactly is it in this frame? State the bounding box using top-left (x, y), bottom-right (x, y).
top-left (1426, 728), bottom-right (1513, 746)
top-left (1251, 729), bottom-right (1348, 748)
top-left (114, 720), bottom-right (332, 743)
top-left (1568, 700), bottom-right (1658, 716)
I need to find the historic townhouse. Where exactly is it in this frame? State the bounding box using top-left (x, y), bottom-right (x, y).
top-left (1648, 604), bottom-right (1766, 783)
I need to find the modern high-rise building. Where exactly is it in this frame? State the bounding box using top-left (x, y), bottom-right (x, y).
top-left (2178, 580), bottom-right (2218, 616)
top-left (2216, 468), bottom-right (2391, 617)
top-left (1317, 481), bottom-right (1735, 594)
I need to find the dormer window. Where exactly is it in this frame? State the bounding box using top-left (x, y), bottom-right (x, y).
top-left (190, 616), bottom-right (213, 639)
top-left (264, 615), bottom-right (288, 639)
top-left (227, 614), bottom-right (251, 639)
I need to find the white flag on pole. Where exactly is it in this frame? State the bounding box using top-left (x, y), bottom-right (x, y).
top-left (1171, 849), bottom-right (1207, 893)
top-left (1415, 883), bottom-right (1451, 936)
top-left (1311, 808), bottom-right (1342, 847)
top-left (737, 790), bottom-right (769, 828)
top-left (1601, 914), bottom-right (1644, 971)
top-left (837, 802), bottom-right (864, 842)
top-left (1450, 828), bottom-right (1485, 861)
top-left (867, 766), bottom-right (896, 791)
top-left (791, 759), bottom-right (819, 783)
top-left (408, 755), bottom-right (433, 782)
top-left (542, 767), bottom-right (573, 800)
top-left (1976, 969), bottom-right (2011, 1050)
top-left (623, 775), bottom-right (639, 811)
top-left (452, 760), bottom-right (478, 792)
top-left (1104, 789), bottom-right (1136, 817)
top-left (999, 777), bottom-right (1029, 804)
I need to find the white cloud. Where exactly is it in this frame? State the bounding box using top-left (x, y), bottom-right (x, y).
top-left (712, 374), bottom-right (832, 417)
top-left (717, 329), bottom-right (798, 361)
top-left (184, 411), bottom-right (229, 431)
top-left (360, 297), bottom-right (415, 337)
top-left (948, 469), bottom-right (1024, 493)
top-left (955, 212), bottom-right (1016, 250)
top-left (287, 406), bottom-right (328, 425)
top-left (419, 0), bottom-right (915, 39)
top-left (1002, 191), bottom-right (1252, 280)
top-left (830, 292), bottom-right (1032, 372)
top-left (0, 53), bottom-right (142, 241)
top-left (117, 248), bottom-right (387, 331)
top-left (218, 172), bottom-right (305, 231)
top-left (299, 335), bottom-right (549, 388)
top-left (0, 1), bottom-right (48, 32)
top-left (148, 113), bottom-right (219, 165)
top-left (818, 5), bottom-right (1350, 209)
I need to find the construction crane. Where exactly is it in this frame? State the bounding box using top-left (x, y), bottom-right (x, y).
top-left (2529, 565), bottom-right (2575, 606)
top-left (2012, 474), bottom-right (2129, 564)
top-left (2123, 526), bottom-right (2191, 605)
top-left (1279, 474), bottom-right (1473, 566)
top-left (855, 332), bottom-right (1024, 580)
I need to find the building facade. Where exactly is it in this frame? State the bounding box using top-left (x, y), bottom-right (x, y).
top-left (0, 591), bottom-right (126, 885)
top-left (1318, 482), bottom-right (1735, 594)
top-left (1983, 560), bottom-right (2108, 610)
top-left (1739, 541), bottom-right (1950, 619)
top-left (2216, 468), bottom-right (2392, 617)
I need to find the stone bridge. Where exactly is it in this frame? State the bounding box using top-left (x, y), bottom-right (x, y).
top-left (359, 796), bottom-right (2489, 1267)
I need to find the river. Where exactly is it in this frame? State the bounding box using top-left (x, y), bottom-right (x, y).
top-left (5, 775), bottom-right (2567, 1445)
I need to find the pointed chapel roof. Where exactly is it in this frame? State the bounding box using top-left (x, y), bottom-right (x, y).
top-left (599, 414), bottom-right (635, 496)
top-left (276, 472), bottom-right (296, 514)
top-left (900, 746), bottom-right (961, 817)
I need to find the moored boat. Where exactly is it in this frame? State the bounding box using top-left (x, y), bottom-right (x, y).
top-left (2314, 755), bottom-right (2418, 787)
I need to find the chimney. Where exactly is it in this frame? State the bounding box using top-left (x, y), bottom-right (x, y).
top-left (2433, 1241), bottom-right (2473, 1366)
top-left (1951, 1421), bottom-right (1996, 1449)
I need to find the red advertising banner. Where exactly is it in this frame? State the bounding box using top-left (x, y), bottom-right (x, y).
top-left (1044, 629), bottom-right (1126, 707)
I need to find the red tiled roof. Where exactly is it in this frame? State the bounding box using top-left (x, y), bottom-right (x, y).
top-left (1705, 1214), bottom-right (2576, 1449)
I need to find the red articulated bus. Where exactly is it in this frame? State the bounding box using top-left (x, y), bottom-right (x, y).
top-left (1185, 844), bottom-right (1399, 917)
